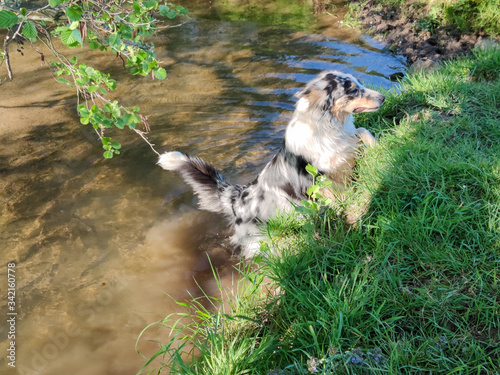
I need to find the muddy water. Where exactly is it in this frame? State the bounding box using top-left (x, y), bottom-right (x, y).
top-left (0, 1), bottom-right (404, 374)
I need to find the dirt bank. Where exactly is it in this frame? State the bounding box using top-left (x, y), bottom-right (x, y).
top-left (351, 0), bottom-right (498, 64)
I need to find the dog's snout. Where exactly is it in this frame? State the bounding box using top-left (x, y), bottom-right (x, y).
top-left (378, 94), bottom-right (385, 103)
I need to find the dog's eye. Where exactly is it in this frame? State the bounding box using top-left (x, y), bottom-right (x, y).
top-left (346, 87), bottom-right (359, 96)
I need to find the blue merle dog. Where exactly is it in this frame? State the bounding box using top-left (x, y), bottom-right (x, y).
top-left (158, 70), bottom-right (385, 258)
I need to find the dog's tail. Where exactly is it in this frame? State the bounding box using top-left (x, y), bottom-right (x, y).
top-left (158, 151), bottom-right (237, 216)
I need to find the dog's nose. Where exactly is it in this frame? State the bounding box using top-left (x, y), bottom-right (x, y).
top-left (378, 94), bottom-right (386, 103)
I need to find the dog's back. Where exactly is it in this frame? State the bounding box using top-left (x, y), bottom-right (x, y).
top-left (158, 145), bottom-right (312, 257)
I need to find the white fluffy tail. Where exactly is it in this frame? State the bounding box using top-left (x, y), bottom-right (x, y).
top-left (157, 151), bottom-right (235, 216)
top-left (157, 151), bottom-right (188, 171)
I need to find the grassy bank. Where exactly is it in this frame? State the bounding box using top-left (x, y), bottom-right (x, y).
top-left (344, 0), bottom-right (500, 63)
top-left (352, 0), bottom-right (500, 35)
top-left (140, 48), bottom-right (500, 374)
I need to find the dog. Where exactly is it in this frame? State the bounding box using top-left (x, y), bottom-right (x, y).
top-left (158, 70), bottom-right (385, 258)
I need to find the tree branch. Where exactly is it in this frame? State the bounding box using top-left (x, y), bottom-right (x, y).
top-left (2, 35), bottom-right (13, 80)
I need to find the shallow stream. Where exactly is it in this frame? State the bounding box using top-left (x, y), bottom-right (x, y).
top-left (0, 1), bottom-right (404, 373)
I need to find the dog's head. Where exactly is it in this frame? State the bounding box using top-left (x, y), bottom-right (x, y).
top-left (295, 71), bottom-right (385, 122)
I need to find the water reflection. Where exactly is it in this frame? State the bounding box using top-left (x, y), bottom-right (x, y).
top-left (0, 0), bottom-right (404, 374)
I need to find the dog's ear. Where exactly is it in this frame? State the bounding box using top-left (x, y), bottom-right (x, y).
top-left (294, 87), bottom-right (311, 99)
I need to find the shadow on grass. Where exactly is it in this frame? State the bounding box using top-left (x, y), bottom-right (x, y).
top-left (255, 48), bottom-right (500, 374)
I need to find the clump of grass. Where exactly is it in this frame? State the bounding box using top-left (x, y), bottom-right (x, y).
top-left (416, 14), bottom-right (440, 33)
top-left (443, 0), bottom-right (500, 35)
top-left (140, 47), bottom-right (500, 374)
top-left (342, 2), bottom-right (362, 28)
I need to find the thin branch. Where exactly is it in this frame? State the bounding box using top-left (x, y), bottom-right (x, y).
top-left (2, 35), bottom-right (13, 80)
top-left (133, 128), bottom-right (160, 156)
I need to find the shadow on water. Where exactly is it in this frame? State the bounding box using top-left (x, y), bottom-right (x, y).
top-left (0, 0), bottom-right (405, 374)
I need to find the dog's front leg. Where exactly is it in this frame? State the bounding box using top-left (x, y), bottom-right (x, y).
top-left (357, 127), bottom-right (377, 147)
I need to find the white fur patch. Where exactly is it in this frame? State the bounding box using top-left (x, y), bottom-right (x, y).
top-left (296, 97), bottom-right (310, 112)
top-left (157, 151), bottom-right (186, 171)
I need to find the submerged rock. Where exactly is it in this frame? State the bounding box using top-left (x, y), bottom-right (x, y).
top-left (474, 37), bottom-right (500, 51)
top-left (408, 59), bottom-right (440, 74)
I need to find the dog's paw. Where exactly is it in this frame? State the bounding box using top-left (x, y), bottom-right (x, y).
top-left (357, 127), bottom-right (377, 147)
top-left (157, 151), bottom-right (187, 171)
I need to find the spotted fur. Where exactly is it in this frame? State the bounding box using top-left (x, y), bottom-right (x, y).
top-left (158, 70), bottom-right (385, 258)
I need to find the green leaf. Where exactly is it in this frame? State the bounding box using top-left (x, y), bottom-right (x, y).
top-left (22, 22), bottom-right (38, 42)
top-left (321, 178), bottom-right (333, 188)
top-left (111, 141), bottom-right (122, 149)
top-left (306, 185), bottom-right (319, 196)
top-left (295, 206), bottom-right (312, 215)
top-left (154, 68), bottom-right (167, 80)
top-left (102, 118), bottom-right (113, 128)
top-left (55, 25), bottom-right (70, 33)
top-left (106, 80), bottom-right (116, 90)
top-left (57, 77), bottom-right (73, 87)
top-left (305, 164), bottom-right (318, 176)
top-left (87, 86), bottom-right (99, 93)
top-left (60, 29), bottom-right (74, 45)
top-left (20, 8), bottom-right (27, 17)
top-left (77, 104), bottom-right (89, 116)
top-left (71, 29), bottom-right (83, 46)
top-left (123, 113), bottom-right (133, 125)
top-left (61, 28), bottom-right (83, 47)
top-left (102, 137), bottom-right (111, 146)
top-left (69, 20), bottom-right (80, 30)
top-left (75, 77), bottom-right (88, 86)
top-left (176, 5), bottom-right (188, 15)
top-left (111, 105), bottom-right (121, 118)
top-left (88, 41), bottom-right (99, 49)
top-left (103, 151), bottom-right (114, 158)
top-left (114, 118), bottom-right (125, 129)
top-left (159, 4), bottom-right (169, 16)
top-left (107, 33), bottom-right (121, 48)
top-left (142, 0), bottom-right (157, 9)
top-left (69, 56), bottom-right (78, 64)
top-left (66, 5), bottom-right (83, 22)
top-left (132, 1), bottom-right (142, 14)
top-left (98, 87), bottom-right (107, 95)
top-left (49, 0), bottom-right (63, 7)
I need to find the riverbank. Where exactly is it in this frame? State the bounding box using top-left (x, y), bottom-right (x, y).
top-left (141, 46), bottom-right (500, 374)
top-left (346, 0), bottom-right (500, 64)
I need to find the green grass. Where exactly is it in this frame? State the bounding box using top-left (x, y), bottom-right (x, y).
top-left (140, 47), bottom-right (500, 374)
top-left (443, 0), bottom-right (500, 35)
